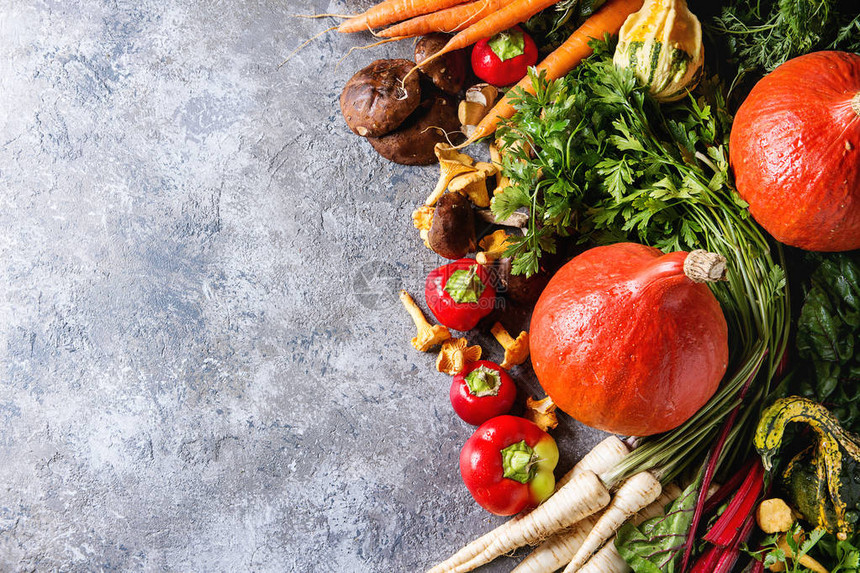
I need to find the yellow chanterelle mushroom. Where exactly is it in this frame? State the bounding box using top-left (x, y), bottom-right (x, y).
top-left (400, 290), bottom-right (450, 352)
top-left (491, 322), bottom-right (529, 370)
top-left (436, 338), bottom-right (482, 376)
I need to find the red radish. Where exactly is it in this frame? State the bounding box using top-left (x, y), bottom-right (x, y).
top-left (530, 243), bottom-right (729, 436)
top-left (730, 51), bottom-right (860, 252)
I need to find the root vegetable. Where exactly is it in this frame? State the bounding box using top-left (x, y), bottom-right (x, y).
top-left (521, 483), bottom-right (682, 573)
top-left (756, 499), bottom-right (795, 534)
top-left (337, 0), bottom-right (470, 33)
top-left (449, 470), bottom-right (610, 572)
top-left (429, 437), bottom-right (629, 573)
top-left (379, 0), bottom-right (508, 38)
top-left (563, 471), bottom-right (662, 572)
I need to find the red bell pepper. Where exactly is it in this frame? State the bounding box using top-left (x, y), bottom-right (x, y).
top-left (425, 258), bottom-right (496, 332)
top-left (460, 415), bottom-right (558, 516)
top-left (450, 360), bottom-right (517, 426)
top-left (470, 26), bottom-right (538, 87)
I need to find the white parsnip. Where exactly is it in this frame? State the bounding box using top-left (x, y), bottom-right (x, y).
top-left (428, 437), bottom-right (629, 573)
top-left (509, 438), bottom-right (631, 573)
top-left (511, 514), bottom-right (600, 573)
top-left (577, 483), bottom-right (683, 573)
top-left (428, 470), bottom-right (611, 573)
top-left (577, 540), bottom-right (630, 573)
top-left (563, 471), bottom-right (662, 573)
top-left (558, 437), bottom-right (630, 488)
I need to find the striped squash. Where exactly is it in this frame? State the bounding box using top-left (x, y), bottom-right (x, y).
top-left (612, 0), bottom-right (704, 102)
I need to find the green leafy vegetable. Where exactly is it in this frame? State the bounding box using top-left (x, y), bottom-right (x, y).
top-left (616, 478), bottom-right (702, 572)
top-left (709, 0), bottom-right (860, 74)
top-left (488, 30), bottom-right (526, 61)
top-left (444, 266), bottom-right (486, 304)
top-left (749, 522), bottom-right (827, 573)
top-left (794, 255), bottom-right (860, 434)
top-left (494, 40), bottom-right (789, 486)
top-left (818, 532), bottom-right (860, 573)
top-left (522, 0), bottom-right (608, 55)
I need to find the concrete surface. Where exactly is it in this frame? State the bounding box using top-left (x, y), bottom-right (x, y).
top-left (0, 2), bottom-right (605, 571)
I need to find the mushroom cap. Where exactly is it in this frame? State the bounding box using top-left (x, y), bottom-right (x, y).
top-left (436, 337), bottom-right (482, 375)
top-left (412, 324), bottom-right (451, 352)
top-left (414, 33), bottom-right (468, 95)
top-left (367, 92), bottom-right (460, 166)
top-left (428, 191), bottom-right (477, 260)
top-left (500, 331), bottom-right (529, 369)
top-left (340, 59), bottom-right (421, 138)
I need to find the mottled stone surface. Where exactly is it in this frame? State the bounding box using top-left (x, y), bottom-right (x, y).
top-left (0, 2), bottom-right (604, 571)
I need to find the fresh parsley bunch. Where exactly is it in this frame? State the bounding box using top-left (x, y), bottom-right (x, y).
top-left (493, 39), bottom-right (789, 483)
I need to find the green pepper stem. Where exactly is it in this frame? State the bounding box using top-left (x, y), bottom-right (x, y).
top-left (501, 440), bottom-right (538, 484)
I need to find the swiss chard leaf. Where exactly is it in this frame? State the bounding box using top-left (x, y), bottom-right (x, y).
top-left (795, 255), bottom-right (860, 434)
top-left (615, 479), bottom-right (701, 573)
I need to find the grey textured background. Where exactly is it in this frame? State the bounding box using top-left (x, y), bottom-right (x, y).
top-left (0, 2), bottom-right (604, 571)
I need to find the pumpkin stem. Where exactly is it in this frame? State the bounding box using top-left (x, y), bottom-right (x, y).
top-left (684, 250), bottom-right (727, 283)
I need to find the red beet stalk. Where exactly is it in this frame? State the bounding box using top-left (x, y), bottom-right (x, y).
top-left (704, 460), bottom-right (764, 547)
top-left (691, 510), bottom-right (759, 573)
top-left (702, 457), bottom-right (756, 515)
top-left (679, 352), bottom-right (767, 573)
top-left (690, 545), bottom-right (721, 573)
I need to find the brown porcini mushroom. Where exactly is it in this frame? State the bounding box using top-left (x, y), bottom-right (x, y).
top-left (366, 93), bottom-right (460, 165)
top-left (414, 33), bottom-right (468, 95)
top-left (428, 192), bottom-right (477, 260)
top-left (340, 59), bottom-right (421, 138)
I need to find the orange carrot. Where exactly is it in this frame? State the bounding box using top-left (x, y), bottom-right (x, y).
top-left (378, 0), bottom-right (508, 38)
top-left (338, 0), bottom-right (470, 33)
top-left (461, 0), bottom-right (644, 146)
top-left (410, 0), bottom-right (564, 76)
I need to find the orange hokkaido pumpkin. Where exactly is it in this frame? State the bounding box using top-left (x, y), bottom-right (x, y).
top-left (730, 51), bottom-right (860, 252)
top-left (530, 243), bottom-right (729, 436)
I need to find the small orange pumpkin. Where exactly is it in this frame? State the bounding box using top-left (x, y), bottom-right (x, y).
top-left (730, 51), bottom-right (860, 252)
top-left (530, 243), bottom-right (729, 436)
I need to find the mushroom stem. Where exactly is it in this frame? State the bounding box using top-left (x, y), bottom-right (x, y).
top-left (491, 322), bottom-right (530, 370)
top-left (475, 208), bottom-right (529, 228)
top-left (400, 290), bottom-right (431, 329)
top-left (491, 322), bottom-right (516, 347)
top-left (683, 250), bottom-right (728, 283)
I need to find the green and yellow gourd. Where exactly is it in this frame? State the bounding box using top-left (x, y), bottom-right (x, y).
top-left (755, 397), bottom-right (860, 540)
top-left (613, 0), bottom-right (704, 102)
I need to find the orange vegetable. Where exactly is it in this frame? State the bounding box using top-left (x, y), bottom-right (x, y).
top-left (413, 0), bottom-right (563, 76)
top-left (378, 0), bottom-right (507, 38)
top-left (337, 0), bottom-right (470, 33)
top-left (462, 0), bottom-right (643, 146)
